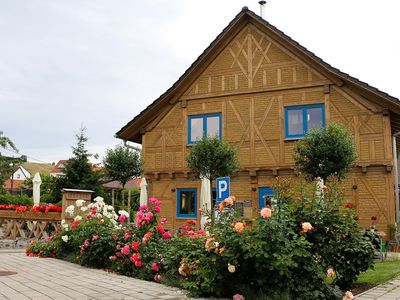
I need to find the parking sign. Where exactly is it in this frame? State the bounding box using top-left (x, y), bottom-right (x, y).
top-left (216, 177), bottom-right (230, 205)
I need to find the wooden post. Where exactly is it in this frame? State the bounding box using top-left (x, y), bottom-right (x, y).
top-left (128, 190), bottom-right (131, 225)
top-left (111, 189), bottom-right (115, 208)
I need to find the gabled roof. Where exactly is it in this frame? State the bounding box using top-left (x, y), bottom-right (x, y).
top-left (116, 7), bottom-right (400, 143)
top-left (51, 160), bottom-right (68, 174)
top-left (21, 162), bottom-right (54, 176)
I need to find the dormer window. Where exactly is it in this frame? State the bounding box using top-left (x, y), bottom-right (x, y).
top-left (188, 113), bottom-right (222, 144)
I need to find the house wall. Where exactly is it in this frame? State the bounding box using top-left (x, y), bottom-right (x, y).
top-left (142, 24), bottom-right (395, 236)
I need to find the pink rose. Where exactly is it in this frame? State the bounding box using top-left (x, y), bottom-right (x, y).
top-left (121, 245), bottom-right (130, 255)
top-left (83, 239), bottom-right (90, 248)
top-left (260, 207), bottom-right (272, 219)
top-left (149, 198), bottom-right (161, 205)
top-left (132, 241), bottom-right (140, 251)
top-left (233, 294), bottom-right (245, 300)
top-left (155, 206), bottom-right (161, 213)
top-left (146, 212), bottom-right (154, 219)
top-left (119, 214), bottom-right (126, 223)
top-left (139, 205), bottom-right (148, 211)
top-left (135, 260), bottom-right (143, 267)
top-left (109, 255), bottom-right (116, 261)
top-left (160, 217), bottom-right (167, 224)
top-left (142, 237), bottom-right (148, 244)
top-left (157, 225), bottom-right (165, 234)
top-left (163, 231), bottom-right (172, 239)
top-left (136, 211), bottom-right (144, 219)
top-left (92, 235), bottom-right (99, 241)
top-left (144, 217), bottom-right (150, 224)
top-left (152, 263), bottom-right (159, 272)
top-left (29, 253), bottom-right (34, 257)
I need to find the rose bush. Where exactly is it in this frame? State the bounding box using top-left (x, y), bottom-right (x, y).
top-left (26, 179), bottom-right (372, 299)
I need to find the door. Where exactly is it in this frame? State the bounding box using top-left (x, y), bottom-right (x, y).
top-left (258, 187), bottom-right (275, 209)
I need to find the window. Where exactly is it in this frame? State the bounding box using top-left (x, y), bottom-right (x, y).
top-left (177, 189), bottom-right (197, 218)
top-left (188, 113), bottom-right (221, 144)
top-left (284, 104), bottom-right (325, 139)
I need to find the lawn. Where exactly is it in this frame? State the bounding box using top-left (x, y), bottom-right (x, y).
top-left (352, 259), bottom-right (400, 295)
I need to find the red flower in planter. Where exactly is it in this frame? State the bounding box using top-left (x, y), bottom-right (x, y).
top-left (344, 203), bottom-right (353, 209)
top-left (371, 215), bottom-right (378, 221)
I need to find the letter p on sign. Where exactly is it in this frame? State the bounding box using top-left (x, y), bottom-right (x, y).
top-left (216, 177), bottom-right (230, 205)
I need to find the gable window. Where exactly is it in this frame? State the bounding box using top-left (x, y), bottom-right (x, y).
top-left (177, 188), bottom-right (197, 219)
top-left (284, 104), bottom-right (325, 139)
top-left (188, 113), bottom-right (221, 144)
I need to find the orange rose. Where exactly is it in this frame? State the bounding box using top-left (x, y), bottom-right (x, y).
top-left (233, 222), bottom-right (245, 234)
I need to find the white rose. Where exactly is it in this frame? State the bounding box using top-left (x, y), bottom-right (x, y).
top-left (228, 263), bottom-right (236, 273)
top-left (74, 215), bottom-right (82, 222)
top-left (75, 199), bottom-right (85, 207)
top-left (80, 206), bottom-right (88, 212)
top-left (65, 205), bottom-right (75, 216)
top-left (118, 210), bottom-right (130, 218)
top-left (61, 235), bottom-right (69, 243)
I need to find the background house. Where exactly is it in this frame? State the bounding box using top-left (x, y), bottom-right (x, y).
top-left (117, 7), bottom-right (400, 236)
top-left (5, 162), bottom-right (54, 194)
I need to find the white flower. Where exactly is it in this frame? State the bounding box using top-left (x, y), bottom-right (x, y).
top-left (106, 205), bottom-right (114, 211)
top-left (94, 196), bottom-right (105, 205)
top-left (74, 215), bottom-right (82, 222)
top-left (61, 219), bottom-right (66, 225)
top-left (65, 205), bottom-right (75, 216)
top-left (118, 210), bottom-right (130, 218)
top-left (75, 199), bottom-right (85, 207)
top-left (80, 206), bottom-right (88, 212)
top-left (61, 235), bottom-right (69, 243)
top-left (228, 263), bottom-right (236, 273)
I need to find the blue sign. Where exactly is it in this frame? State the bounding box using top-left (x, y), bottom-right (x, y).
top-left (216, 177), bottom-right (230, 205)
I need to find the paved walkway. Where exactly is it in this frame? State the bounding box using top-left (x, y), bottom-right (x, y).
top-left (0, 251), bottom-right (187, 300)
top-left (355, 278), bottom-right (400, 299)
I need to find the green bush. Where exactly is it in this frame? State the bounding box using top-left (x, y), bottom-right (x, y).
top-left (26, 180), bottom-right (369, 299)
top-left (0, 194), bottom-right (33, 206)
top-left (274, 177), bottom-right (374, 290)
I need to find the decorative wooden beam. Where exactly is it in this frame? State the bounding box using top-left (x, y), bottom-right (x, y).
top-left (323, 84), bottom-right (330, 94)
top-left (361, 165), bottom-right (368, 173)
top-left (153, 172), bottom-right (160, 180)
top-left (181, 99), bottom-right (187, 108)
top-left (168, 172), bottom-right (175, 179)
top-left (272, 168), bottom-right (279, 176)
top-left (386, 165), bottom-right (392, 173)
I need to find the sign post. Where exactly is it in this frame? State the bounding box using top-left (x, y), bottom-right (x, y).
top-left (216, 176), bottom-right (230, 205)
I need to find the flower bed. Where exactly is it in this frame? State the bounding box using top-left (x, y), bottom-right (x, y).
top-left (26, 179), bottom-right (373, 300)
top-left (0, 204), bottom-right (62, 213)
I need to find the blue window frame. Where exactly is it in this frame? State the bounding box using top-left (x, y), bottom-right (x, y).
top-left (176, 188), bottom-right (197, 219)
top-left (284, 104), bottom-right (325, 139)
top-left (188, 113), bottom-right (222, 144)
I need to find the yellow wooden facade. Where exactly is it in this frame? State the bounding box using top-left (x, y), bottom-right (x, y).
top-left (117, 8), bottom-right (400, 236)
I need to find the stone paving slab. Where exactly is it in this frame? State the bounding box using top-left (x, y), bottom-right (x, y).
top-left (0, 252), bottom-right (188, 300)
top-left (355, 278), bottom-right (400, 299)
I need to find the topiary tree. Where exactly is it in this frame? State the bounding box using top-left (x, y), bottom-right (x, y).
top-left (187, 137), bottom-right (239, 223)
top-left (293, 122), bottom-right (357, 181)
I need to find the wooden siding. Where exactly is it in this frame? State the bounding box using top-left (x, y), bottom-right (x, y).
top-left (141, 23), bottom-right (395, 237)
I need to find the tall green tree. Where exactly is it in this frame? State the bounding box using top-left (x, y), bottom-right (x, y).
top-left (103, 144), bottom-right (142, 189)
top-left (53, 128), bottom-right (100, 200)
top-left (293, 122), bottom-right (357, 181)
top-left (187, 136), bottom-right (239, 221)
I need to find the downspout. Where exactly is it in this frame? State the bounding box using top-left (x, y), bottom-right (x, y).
top-left (123, 140), bottom-right (142, 152)
top-left (392, 132), bottom-right (400, 224)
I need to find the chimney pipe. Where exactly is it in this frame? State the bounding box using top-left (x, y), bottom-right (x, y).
top-left (259, 1), bottom-right (267, 19)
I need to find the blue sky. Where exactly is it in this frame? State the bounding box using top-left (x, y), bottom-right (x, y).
top-left (1, 0), bottom-right (399, 164)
